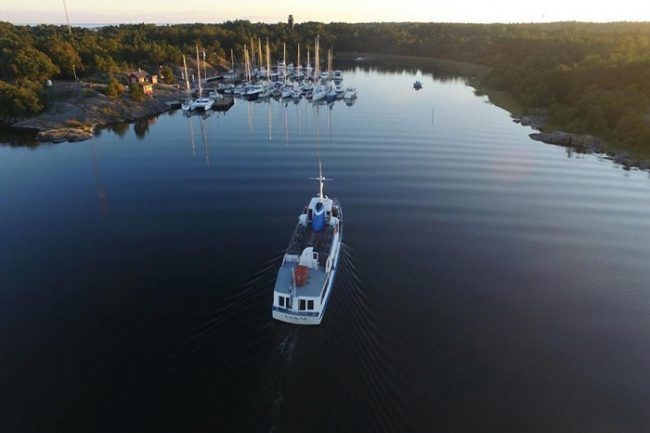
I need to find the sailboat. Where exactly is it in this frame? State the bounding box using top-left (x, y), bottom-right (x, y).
top-left (259, 40), bottom-right (274, 99)
top-left (190, 45), bottom-right (214, 111)
top-left (272, 161), bottom-right (343, 325)
top-left (294, 44), bottom-right (304, 81)
top-left (312, 36), bottom-right (327, 102)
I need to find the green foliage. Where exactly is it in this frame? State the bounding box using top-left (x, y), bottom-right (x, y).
top-left (128, 83), bottom-right (145, 101)
top-left (105, 75), bottom-right (124, 98)
top-left (43, 39), bottom-right (82, 79)
top-left (0, 46), bottom-right (59, 84)
top-left (0, 80), bottom-right (43, 119)
top-left (160, 65), bottom-right (175, 84)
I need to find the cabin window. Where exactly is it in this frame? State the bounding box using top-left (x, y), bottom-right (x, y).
top-left (279, 296), bottom-right (285, 307)
top-left (286, 298), bottom-right (292, 309)
top-left (299, 299), bottom-right (306, 311)
top-left (307, 300), bottom-right (314, 310)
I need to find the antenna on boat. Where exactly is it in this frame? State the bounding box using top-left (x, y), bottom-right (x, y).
top-left (310, 160), bottom-right (332, 201)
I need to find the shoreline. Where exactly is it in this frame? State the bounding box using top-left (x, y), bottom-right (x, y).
top-left (342, 51), bottom-right (650, 171)
top-left (5, 82), bottom-right (185, 144)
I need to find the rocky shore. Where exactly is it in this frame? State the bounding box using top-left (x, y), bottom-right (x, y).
top-left (512, 109), bottom-right (649, 170)
top-left (10, 82), bottom-right (182, 143)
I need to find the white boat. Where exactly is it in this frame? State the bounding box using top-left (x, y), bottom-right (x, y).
top-left (333, 70), bottom-right (343, 81)
top-left (188, 45), bottom-right (213, 111)
top-left (243, 84), bottom-right (264, 100)
top-left (181, 100), bottom-right (192, 111)
top-left (326, 87), bottom-right (338, 104)
top-left (281, 86), bottom-right (293, 99)
top-left (312, 85), bottom-right (327, 101)
top-left (191, 97), bottom-right (214, 111)
top-left (292, 89), bottom-right (302, 99)
top-left (343, 87), bottom-right (357, 99)
top-left (320, 71), bottom-right (330, 81)
top-left (272, 163), bottom-right (343, 325)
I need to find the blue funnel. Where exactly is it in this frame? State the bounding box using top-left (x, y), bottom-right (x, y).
top-left (312, 202), bottom-right (325, 232)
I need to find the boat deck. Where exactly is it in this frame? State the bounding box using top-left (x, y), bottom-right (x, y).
top-left (274, 264), bottom-right (327, 298)
top-left (287, 223), bottom-right (335, 267)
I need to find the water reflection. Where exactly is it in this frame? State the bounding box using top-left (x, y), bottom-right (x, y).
top-left (109, 122), bottom-right (129, 138)
top-left (90, 140), bottom-right (109, 216)
top-left (134, 117), bottom-right (156, 140)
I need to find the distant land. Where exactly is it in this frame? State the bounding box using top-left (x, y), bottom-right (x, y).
top-left (2, 20), bottom-right (650, 166)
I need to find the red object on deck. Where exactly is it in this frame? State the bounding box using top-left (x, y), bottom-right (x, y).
top-left (294, 265), bottom-right (309, 286)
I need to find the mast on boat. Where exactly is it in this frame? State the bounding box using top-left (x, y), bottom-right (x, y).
top-left (202, 49), bottom-right (208, 83)
top-left (310, 161), bottom-right (331, 202)
top-left (314, 36), bottom-right (320, 80)
top-left (243, 45), bottom-right (251, 82)
top-left (250, 37), bottom-right (256, 68)
top-left (327, 48), bottom-right (332, 76)
top-left (266, 39), bottom-right (271, 84)
top-left (196, 45), bottom-right (202, 98)
top-left (297, 43), bottom-right (301, 69)
top-left (283, 42), bottom-right (287, 84)
top-left (182, 55), bottom-right (191, 100)
top-left (307, 49), bottom-right (311, 79)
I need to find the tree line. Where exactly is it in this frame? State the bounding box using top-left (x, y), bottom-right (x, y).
top-left (1, 20), bottom-right (650, 151)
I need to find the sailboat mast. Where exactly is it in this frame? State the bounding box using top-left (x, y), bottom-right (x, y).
top-left (250, 37), bottom-right (256, 67)
top-left (258, 38), bottom-right (263, 69)
top-left (196, 45), bottom-right (202, 97)
top-left (183, 55), bottom-right (190, 99)
top-left (328, 48), bottom-right (332, 75)
top-left (243, 45), bottom-right (250, 82)
top-left (202, 49), bottom-right (208, 83)
top-left (266, 39), bottom-right (271, 84)
top-left (283, 42), bottom-right (286, 83)
top-left (297, 43), bottom-right (300, 68)
top-left (314, 35), bottom-right (320, 79)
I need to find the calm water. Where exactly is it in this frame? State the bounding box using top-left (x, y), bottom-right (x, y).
top-left (2, 66), bottom-right (650, 433)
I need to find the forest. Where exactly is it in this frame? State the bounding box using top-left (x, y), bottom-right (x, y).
top-left (2, 20), bottom-right (650, 152)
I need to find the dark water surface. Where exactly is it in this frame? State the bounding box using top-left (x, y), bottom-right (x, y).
top-left (2, 66), bottom-right (650, 433)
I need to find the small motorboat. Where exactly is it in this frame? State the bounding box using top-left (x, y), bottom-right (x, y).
top-left (413, 80), bottom-right (423, 90)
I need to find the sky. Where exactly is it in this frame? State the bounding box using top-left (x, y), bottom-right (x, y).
top-left (3, 0), bottom-right (650, 24)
